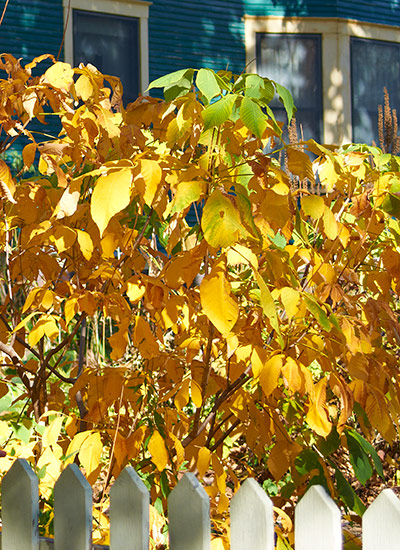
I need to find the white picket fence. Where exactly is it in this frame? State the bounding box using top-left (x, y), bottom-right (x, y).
top-left (1, 458), bottom-right (400, 549)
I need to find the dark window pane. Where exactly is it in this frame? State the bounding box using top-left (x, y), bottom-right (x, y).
top-left (73, 10), bottom-right (140, 104)
top-left (351, 37), bottom-right (400, 145)
top-left (256, 33), bottom-right (323, 142)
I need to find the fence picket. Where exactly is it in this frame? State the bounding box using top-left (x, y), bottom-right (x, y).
top-left (109, 466), bottom-right (149, 550)
top-left (230, 477), bottom-right (274, 550)
top-left (3, 458), bottom-right (400, 549)
top-left (2, 458), bottom-right (39, 550)
top-left (168, 473), bottom-right (210, 550)
top-left (53, 464), bottom-right (92, 550)
top-left (295, 485), bottom-right (342, 550)
top-left (363, 489), bottom-right (400, 549)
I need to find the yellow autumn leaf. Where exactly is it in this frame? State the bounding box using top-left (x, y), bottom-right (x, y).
top-left (306, 378), bottom-right (332, 437)
top-left (227, 244), bottom-right (257, 268)
top-left (259, 354), bottom-right (283, 397)
top-left (43, 62), bottom-right (74, 90)
top-left (28, 315), bottom-right (59, 347)
top-left (76, 229), bottom-right (94, 261)
top-left (148, 430), bottom-right (168, 471)
top-left (65, 430), bottom-right (92, 465)
top-left (323, 207), bottom-right (338, 240)
top-left (301, 194), bottom-right (325, 219)
top-left (64, 297), bottom-right (77, 325)
top-left (200, 260), bottom-right (239, 336)
top-left (280, 287), bottom-right (301, 320)
top-left (56, 187), bottom-right (80, 219)
top-left (174, 379), bottom-right (190, 411)
top-left (75, 74), bottom-right (93, 101)
top-left (135, 159), bottom-right (162, 206)
top-left (51, 225), bottom-right (77, 253)
top-left (41, 289), bottom-right (55, 310)
top-left (43, 416), bottom-right (63, 448)
top-left (78, 431), bottom-right (103, 476)
top-left (126, 278), bottom-right (146, 303)
top-left (191, 379), bottom-right (203, 407)
top-left (91, 168), bottom-right (132, 237)
top-left (282, 357), bottom-right (303, 394)
top-left (254, 271), bottom-right (280, 335)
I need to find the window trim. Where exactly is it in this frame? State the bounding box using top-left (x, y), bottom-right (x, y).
top-left (63, 0), bottom-right (151, 94)
top-left (245, 15), bottom-right (400, 145)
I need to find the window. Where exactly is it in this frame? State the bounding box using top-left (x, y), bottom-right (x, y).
top-left (256, 33), bottom-right (323, 142)
top-left (73, 10), bottom-right (140, 103)
top-left (351, 37), bottom-right (400, 145)
top-left (63, 0), bottom-right (150, 100)
top-left (245, 16), bottom-right (400, 145)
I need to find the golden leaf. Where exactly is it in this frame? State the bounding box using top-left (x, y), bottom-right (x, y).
top-left (191, 379), bottom-right (203, 407)
top-left (200, 260), bottom-right (239, 336)
top-left (75, 74), bottom-right (93, 101)
top-left (323, 207), bottom-right (338, 240)
top-left (148, 430), bottom-right (168, 471)
top-left (43, 62), bottom-right (74, 90)
top-left (56, 187), bottom-right (80, 219)
top-left (301, 194), bottom-right (325, 219)
top-left (259, 354), bottom-right (283, 397)
top-left (174, 379), bottom-right (190, 411)
top-left (43, 416), bottom-right (63, 448)
top-left (23, 143), bottom-right (37, 170)
top-left (78, 431), bottom-right (102, 476)
top-left (280, 287), bottom-right (300, 320)
top-left (197, 446), bottom-right (211, 478)
top-left (91, 168), bottom-right (132, 237)
top-left (306, 378), bottom-right (332, 437)
top-left (76, 229), bottom-right (94, 261)
top-left (135, 159), bottom-right (162, 206)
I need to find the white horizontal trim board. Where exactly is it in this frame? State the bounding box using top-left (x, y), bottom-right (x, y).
top-left (245, 16), bottom-right (400, 145)
top-left (1, 458), bottom-right (400, 549)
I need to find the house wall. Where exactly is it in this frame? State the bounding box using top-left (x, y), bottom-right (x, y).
top-left (148, 0), bottom-right (246, 81)
top-left (0, 0), bottom-right (63, 61)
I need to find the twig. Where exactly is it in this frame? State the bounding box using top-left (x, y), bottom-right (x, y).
top-left (0, 0), bottom-right (10, 28)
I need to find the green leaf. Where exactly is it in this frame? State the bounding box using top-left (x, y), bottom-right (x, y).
top-left (346, 429), bottom-right (384, 479)
top-left (381, 182), bottom-right (400, 218)
top-left (304, 295), bottom-right (331, 332)
top-left (202, 94), bottom-right (237, 130)
top-left (240, 96), bottom-right (267, 139)
top-left (147, 69), bottom-right (192, 91)
top-left (196, 69), bottom-right (221, 103)
top-left (334, 467), bottom-right (366, 516)
top-left (345, 431), bottom-right (373, 485)
top-left (164, 74), bottom-right (194, 102)
top-left (318, 427), bottom-right (341, 457)
top-left (274, 81), bottom-right (296, 124)
top-left (265, 104), bottom-right (282, 135)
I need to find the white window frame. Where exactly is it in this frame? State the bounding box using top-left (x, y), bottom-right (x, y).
top-left (245, 16), bottom-right (400, 145)
top-left (63, 0), bottom-right (151, 94)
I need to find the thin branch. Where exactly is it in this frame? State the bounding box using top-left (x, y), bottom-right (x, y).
top-left (0, 0), bottom-right (10, 28)
top-left (57, 0), bottom-right (71, 61)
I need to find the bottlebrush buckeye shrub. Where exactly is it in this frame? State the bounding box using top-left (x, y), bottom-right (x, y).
top-left (0, 54), bottom-right (398, 546)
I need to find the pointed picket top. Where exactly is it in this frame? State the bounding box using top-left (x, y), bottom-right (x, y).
top-left (54, 464), bottom-right (92, 550)
top-left (2, 458), bottom-right (39, 550)
top-left (110, 465), bottom-right (150, 550)
top-left (363, 489), bottom-right (400, 550)
top-left (230, 478), bottom-right (274, 550)
top-left (168, 473), bottom-right (210, 550)
top-left (295, 485), bottom-right (341, 550)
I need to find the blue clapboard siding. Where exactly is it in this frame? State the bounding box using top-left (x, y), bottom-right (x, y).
top-left (243, 0), bottom-right (400, 25)
top-left (0, 0), bottom-right (63, 62)
top-left (148, 0), bottom-right (246, 82)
